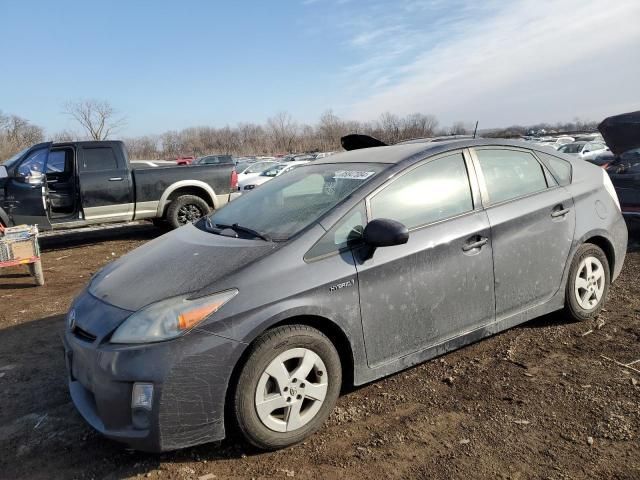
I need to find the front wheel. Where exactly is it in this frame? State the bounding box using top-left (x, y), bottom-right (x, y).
top-left (565, 244), bottom-right (610, 321)
top-left (233, 325), bottom-right (342, 450)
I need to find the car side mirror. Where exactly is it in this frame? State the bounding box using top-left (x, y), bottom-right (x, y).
top-left (363, 218), bottom-right (409, 247)
top-left (20, 171), bottom-right (44, 185)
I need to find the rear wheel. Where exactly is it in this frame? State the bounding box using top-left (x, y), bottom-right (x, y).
top-left (166, 195), bottom-right (210, 229)
top-left (565, 244), bottom-right (610, 321)
top-left (233, 325), bottom-right (342, 450)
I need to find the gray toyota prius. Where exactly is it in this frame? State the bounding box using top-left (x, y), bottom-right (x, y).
top-left (63, 138), bottom-right (627, 452)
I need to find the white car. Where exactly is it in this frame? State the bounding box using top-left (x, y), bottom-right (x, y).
top-left (237, 161), bottom-right (279, 184)
top-left (557, 141), bottom-right (609, 160)
top-left (535, 136), bottom-right (574, 150)
top-left (238, 161), bottom-right (309, 192)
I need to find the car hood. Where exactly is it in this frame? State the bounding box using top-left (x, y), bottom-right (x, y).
top-left (89, 223), bottom-right (280, 311)
top-left (237, 172), bottom-right (261, 181)
top-left (598, 111), bottom-right (640, 155)
top-left (239, 176), bottom-right (270, 188)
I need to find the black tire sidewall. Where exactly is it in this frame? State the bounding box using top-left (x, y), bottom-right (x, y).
top-left (166, 195), bottom-right (210, 229)
top-left (234, 325), bottom-right (342, 450)
top-left (565, 244), bottom-right (610, 321)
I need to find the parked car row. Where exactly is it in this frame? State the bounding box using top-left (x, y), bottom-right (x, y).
top-left (238, 161), bottom-right (310, 191)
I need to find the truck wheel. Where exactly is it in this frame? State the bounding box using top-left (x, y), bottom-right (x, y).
top-left (166, 195), bottom-right (210, 229)
top-left (28, 260), bottom-right (45, 286)
top-left (233, 325), bottom-right (342, 450)
top-left (564, 243), bottom-right (610, 321)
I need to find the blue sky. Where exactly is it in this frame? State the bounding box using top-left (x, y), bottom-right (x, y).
top-left (1, 0), bottom-right (639, 137)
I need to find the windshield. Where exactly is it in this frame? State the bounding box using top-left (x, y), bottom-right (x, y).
top-left (202, 162), bottom-right (387, 241)
top-left (558, 143), bottom-right (584, 154)
top-left (243, 161), bottom-right (275, 174)
top-left (1, 147), bottom-right (29, 169)
top-left (260, 164), bottom-right (288, 177)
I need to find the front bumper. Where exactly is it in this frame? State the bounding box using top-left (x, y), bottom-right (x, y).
top-left (63, 326), bottom-right (243, 452)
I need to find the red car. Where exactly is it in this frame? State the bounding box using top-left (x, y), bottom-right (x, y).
top-left (176, 156), bottom-right (195, 165)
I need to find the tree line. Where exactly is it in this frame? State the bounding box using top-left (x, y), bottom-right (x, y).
top-left (1, 99), bottom-right (599, 161)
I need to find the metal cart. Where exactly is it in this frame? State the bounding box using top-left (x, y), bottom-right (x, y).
top-left (0, 224), bottom-right (45, 286)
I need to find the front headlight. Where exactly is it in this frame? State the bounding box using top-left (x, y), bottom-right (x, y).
top-left (110, 289), bottom-right (238, 344)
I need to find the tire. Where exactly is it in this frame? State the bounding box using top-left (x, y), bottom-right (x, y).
top-left (564, 243), bottom-right (610, 321)
top-left (166, 195), bottom-right (210, 229)
top-left (29, 260), bottom-right (45, 286)
top-left (233, 325), bottom-right (342, 450)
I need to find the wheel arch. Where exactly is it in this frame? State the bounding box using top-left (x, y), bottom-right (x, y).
top-left (583, 234), bottom-right (615, 280)
top-left (156, 181), bottom-right (217, 217)
top-left (224, 314), bottom-right (356, 432)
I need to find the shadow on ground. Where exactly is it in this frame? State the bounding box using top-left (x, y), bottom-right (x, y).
top-left (39, 223), bottom-right (162, 252)
top-left (0, 306), bottom-right (584, 479)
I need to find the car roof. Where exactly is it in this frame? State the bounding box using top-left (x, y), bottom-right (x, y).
top-left (313, 138), bottom-right (568, 165)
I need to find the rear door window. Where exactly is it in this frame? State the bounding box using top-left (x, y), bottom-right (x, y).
top-left (369, 153), bottom-right (474, 229)
top-left (536, 151), bottom-right (572, 185)
top-left (81, 147), bottom-right (118, 172)
top-left (475, 149), bottom-right (548, 205)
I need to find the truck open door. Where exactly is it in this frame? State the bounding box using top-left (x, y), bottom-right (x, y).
top-left (3, 142), bottom-right (53, 229)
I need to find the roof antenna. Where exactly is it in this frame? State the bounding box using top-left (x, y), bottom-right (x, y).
top-left (473, 121), bottom-right (479, 139)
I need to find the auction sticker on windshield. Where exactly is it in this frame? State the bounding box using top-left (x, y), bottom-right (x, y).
top-left (333, 170), bottom-right (376, 180)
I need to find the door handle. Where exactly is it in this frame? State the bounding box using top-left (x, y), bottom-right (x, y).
top-left (462, 236), bottom-right (488, 252)
top-left (551, 207), bottom-right (570, 218)
top-left (108, 177), bottom-right (123, 182)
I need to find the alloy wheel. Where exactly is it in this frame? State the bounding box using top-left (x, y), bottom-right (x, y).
top-left (177, 204), bottom-right (203, 224)
top-left (574, 256), bottom-right (605, 310)
top-left (255, 348), bottom-right (328, 433)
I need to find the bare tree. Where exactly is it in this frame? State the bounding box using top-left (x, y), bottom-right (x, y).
top-left (267, 112), bottom-right (298, 153)
top-left (401, 113), bottom-right (438, 139)
top-left (63, 99), bottom-right (126, 140)
top-left (318, 110), bottom-right (345, 151)
top-left (377, 112), bottom-right (402, 144)
top-left (0, 112), bottom-right (44, 159)
top-left (450, 121), bottom-right (469, 135)
top-left (51, 130), bottom-right (78, 142)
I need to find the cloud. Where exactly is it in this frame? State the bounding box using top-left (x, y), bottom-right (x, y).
top-left (340, 0), bottom-right (640, 127)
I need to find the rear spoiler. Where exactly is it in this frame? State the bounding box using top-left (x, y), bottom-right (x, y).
top-left (598, 111), bottom-right (640, 155)
top-left (341, 134), bottom-right (388, 151)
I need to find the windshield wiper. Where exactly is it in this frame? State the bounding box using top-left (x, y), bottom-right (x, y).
top-left (229, 223), bottom-right (272, 241)
top-left (206, 219), bottom-right (271, 241)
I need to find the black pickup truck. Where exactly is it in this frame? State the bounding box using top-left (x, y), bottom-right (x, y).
top-left (0, 141), bottom-right (238, 230)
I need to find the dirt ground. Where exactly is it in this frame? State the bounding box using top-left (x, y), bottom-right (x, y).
top-left (0, 224), bottom-right (638, 480)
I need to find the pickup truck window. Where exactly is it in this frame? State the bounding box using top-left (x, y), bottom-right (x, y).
top-left (47, 151), bottom-right (68, 173)
top-left (82, 147), bottom-right (118, 172)
top-left (17, 148), bottom-right (48, 177)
